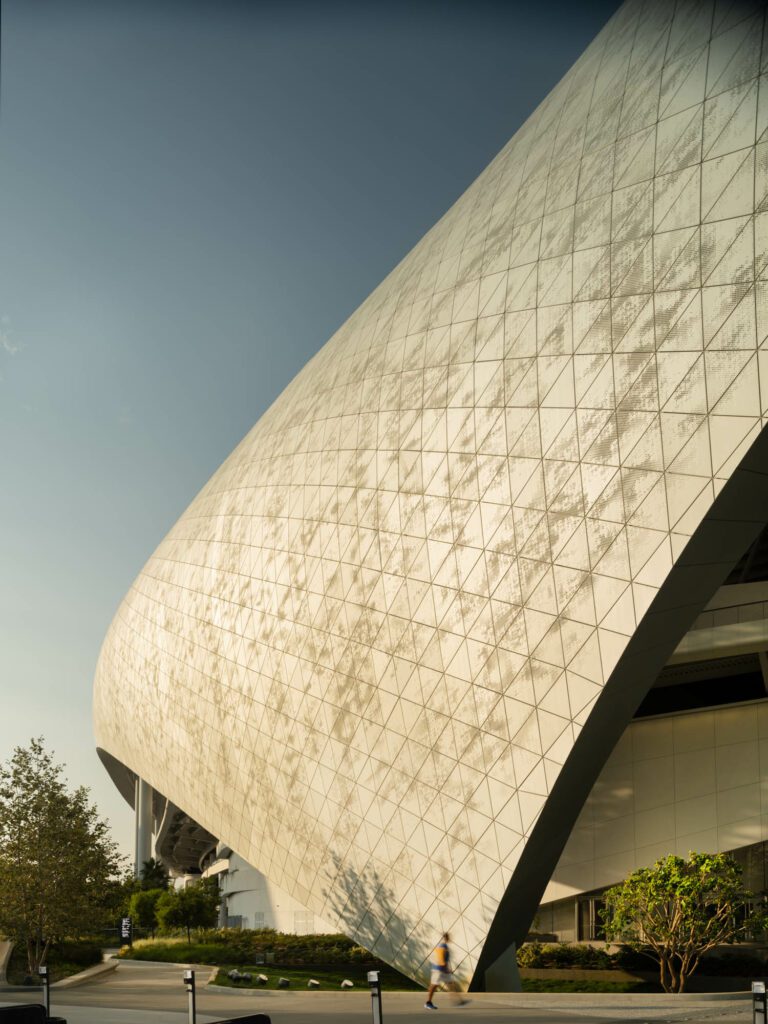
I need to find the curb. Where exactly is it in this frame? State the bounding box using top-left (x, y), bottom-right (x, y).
top-left (479, 990), bottom-right (753, 1004)
top-left (52, 959), bottom-right (118, 989)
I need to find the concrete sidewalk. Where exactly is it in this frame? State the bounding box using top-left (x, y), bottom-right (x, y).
top-left (0, 958), bottom-right (755, 1024)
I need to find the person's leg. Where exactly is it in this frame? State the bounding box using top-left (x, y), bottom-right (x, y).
top-left (447, 980), bottom-right (469, 1007)
top-left (425, 977), bottom-right (438, 1008)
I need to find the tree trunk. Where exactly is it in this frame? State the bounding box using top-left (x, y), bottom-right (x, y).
top-left (659, 956), bottom-right (672, 993)
top-left (186, 925), bottom-right (191, 943)
top-left (669, 960), bottom-right (680, 994)
top-left (26, 934), bottom-right (49, 976)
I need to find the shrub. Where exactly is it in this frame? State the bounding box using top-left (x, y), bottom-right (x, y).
top-left (517, 943), bottom-right (612, 970)
top-left (517, 942), bottom-right (544, 968)
top-left (119, 929), bottom-right (387, 969)
top-left (53, 940), bottom-right (102, 968)
top-left (697, 953), bottom-right (767, 977)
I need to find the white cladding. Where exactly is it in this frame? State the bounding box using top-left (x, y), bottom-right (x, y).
top-left (94, 0), bottom-right (768, 987)
top-left (212, 852), bottom-right (336, 934)
top-left (545, 698), bottom-right (768, 907)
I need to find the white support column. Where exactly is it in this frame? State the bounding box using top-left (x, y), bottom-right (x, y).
top-left (134, 778), bottom-right (153, 879)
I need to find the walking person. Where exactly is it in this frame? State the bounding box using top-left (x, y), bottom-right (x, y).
top-left (424, 932), bottom-right (469, 1009)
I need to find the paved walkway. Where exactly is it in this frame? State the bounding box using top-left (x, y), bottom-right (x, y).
top-left (0, 959), bottom-right (755, 1024)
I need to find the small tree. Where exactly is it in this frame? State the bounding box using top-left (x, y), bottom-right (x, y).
top-left (128, 888), bottom-right (164, 939)
top-left (101, 867), bottom-right (141, 921)
top-left (139, 857), bottom-right (169, 890)
top-left (602, 852), bottom-right (766, 993)
top-left (156, 880), bottom-right (218, 942)
top-left (0, 739), bottom-right (124, 974)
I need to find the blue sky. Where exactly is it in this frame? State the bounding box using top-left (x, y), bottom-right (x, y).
top-left (0, 0), bottom-right (619, 859)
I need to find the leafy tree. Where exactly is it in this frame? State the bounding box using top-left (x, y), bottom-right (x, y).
top-left (602, 852), bottom-right (767, 993)
top-left (129, 888), bottom-right (164, 938)
top-left (0, 739), bottom-right (124, 974)
top-left (156, 879), bottom-right (219, 942)
top-left (139, 857), bottom-right (169, 890)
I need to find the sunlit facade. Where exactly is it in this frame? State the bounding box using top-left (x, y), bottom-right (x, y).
top-left (95, 0), bottom-right (768, 989)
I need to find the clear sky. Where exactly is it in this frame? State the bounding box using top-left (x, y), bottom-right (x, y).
top-left (0, 0), bottom-right (620, 861)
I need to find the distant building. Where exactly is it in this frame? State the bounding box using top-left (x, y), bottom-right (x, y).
top-left (94, 0), bottom-right (768, 991)
top-left (203, 846), bottom-right (334, 934)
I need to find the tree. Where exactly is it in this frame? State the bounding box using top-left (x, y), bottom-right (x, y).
top-left (602, 852), bottom-right (767, 993)
top-left (0, 739), bottom-right (124, 975)
top-left (139, 857), bottom-right (169, 890)
top-left (128, 888), bottom-right (164, 938)
top-left (156, 879), bottom-right (218, 942)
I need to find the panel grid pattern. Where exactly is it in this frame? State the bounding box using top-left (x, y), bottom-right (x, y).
top-left (95, 0), bottom-right (768, 985)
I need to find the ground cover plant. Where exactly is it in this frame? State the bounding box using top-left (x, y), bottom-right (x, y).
top-left (119, 929), bottom-right (387, 966)
top-left (520, 978), bottom-right (654, 993)
top-left (211, 964), bottom-right (422, 990)
top-left (119, 930), bottom-right (424, 990)
top-left (6, 939), bottom-right (102, 985)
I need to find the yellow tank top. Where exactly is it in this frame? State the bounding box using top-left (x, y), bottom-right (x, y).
top-left (432, 943), bottom-right (448, 968)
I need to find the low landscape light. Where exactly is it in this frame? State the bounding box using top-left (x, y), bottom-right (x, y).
top-left (183, 968), bottom-right (196, 1024)
top-left (38, 965), bottom-right (50, 1016)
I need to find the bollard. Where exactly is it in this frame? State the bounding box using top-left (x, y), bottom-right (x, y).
top-left (38, 965), bottom-right (50, 1018)
top-left (754, 980), bottom-right (767, 1024)
top-left (367, 970), bottom-right (383, 1024)
top-left (183, 968), bottom-right (196, 1024)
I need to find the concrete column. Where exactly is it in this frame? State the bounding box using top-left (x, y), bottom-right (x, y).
top-left (134, 778), bottom-right (153, 879)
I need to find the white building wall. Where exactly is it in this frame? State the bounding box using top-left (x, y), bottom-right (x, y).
top-left (212, 852), bottom-right (336, 934)
top-left (544, 699), bottom-right (768, 905)
top-left (94, 0), bottom-right (768, 987)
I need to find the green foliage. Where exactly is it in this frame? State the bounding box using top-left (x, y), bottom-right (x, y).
top-left (128, 888), bottom-right (164, 938)
top-left (6, 938), bottom-right (103, 984)
top-left (0, 739), bottom-right (124, 975)
top-left (697, 951), bottom-right (767, 976)
top-left (211, 964), bottom-right (422, 990)
top-left (100, 868), bottom-right (140, 921)
top-left (139, 858), bottom-right (169, 890)
top-left (156, 880), bottom-right (219, 942)
top-left (517, 942), bottom-right (613, 969)
top-left (120, 929), bottom-right (388, 967)
top-left (601, 851), bottom-right (767, 993)
top-left (520, 978), bottom-right (653, 993)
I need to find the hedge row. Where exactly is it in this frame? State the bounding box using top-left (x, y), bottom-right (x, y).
top-left (517, 942), bottom-right (768, 976)
top-left (133, 929), bottom-right (384, 967)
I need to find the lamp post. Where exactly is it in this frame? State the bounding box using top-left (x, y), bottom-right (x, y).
top-left (183, 968), bottom-right (196, 1024)
top-left (39, 965), bottom-right (50, 1017)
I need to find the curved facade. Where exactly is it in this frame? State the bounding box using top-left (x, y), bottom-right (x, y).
top-left (95, 0), bottom-right (768, 990)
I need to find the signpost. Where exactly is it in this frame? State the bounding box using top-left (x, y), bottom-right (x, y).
top-left (121, 916), bottom-right (132, 946)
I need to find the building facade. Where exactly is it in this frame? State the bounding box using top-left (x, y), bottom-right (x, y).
top-left (94, 0), bottom-right (768, 990)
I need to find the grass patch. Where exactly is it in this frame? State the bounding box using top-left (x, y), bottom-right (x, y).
top-left (6, 941), bottom-right (102, 985)
top-left (212, 964), bottom-right (422, 991)
top-left (120, 939), bottom-right (234, 965)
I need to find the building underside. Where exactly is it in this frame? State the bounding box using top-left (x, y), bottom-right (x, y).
top-left (94, 0), bottom-right (768, 991)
